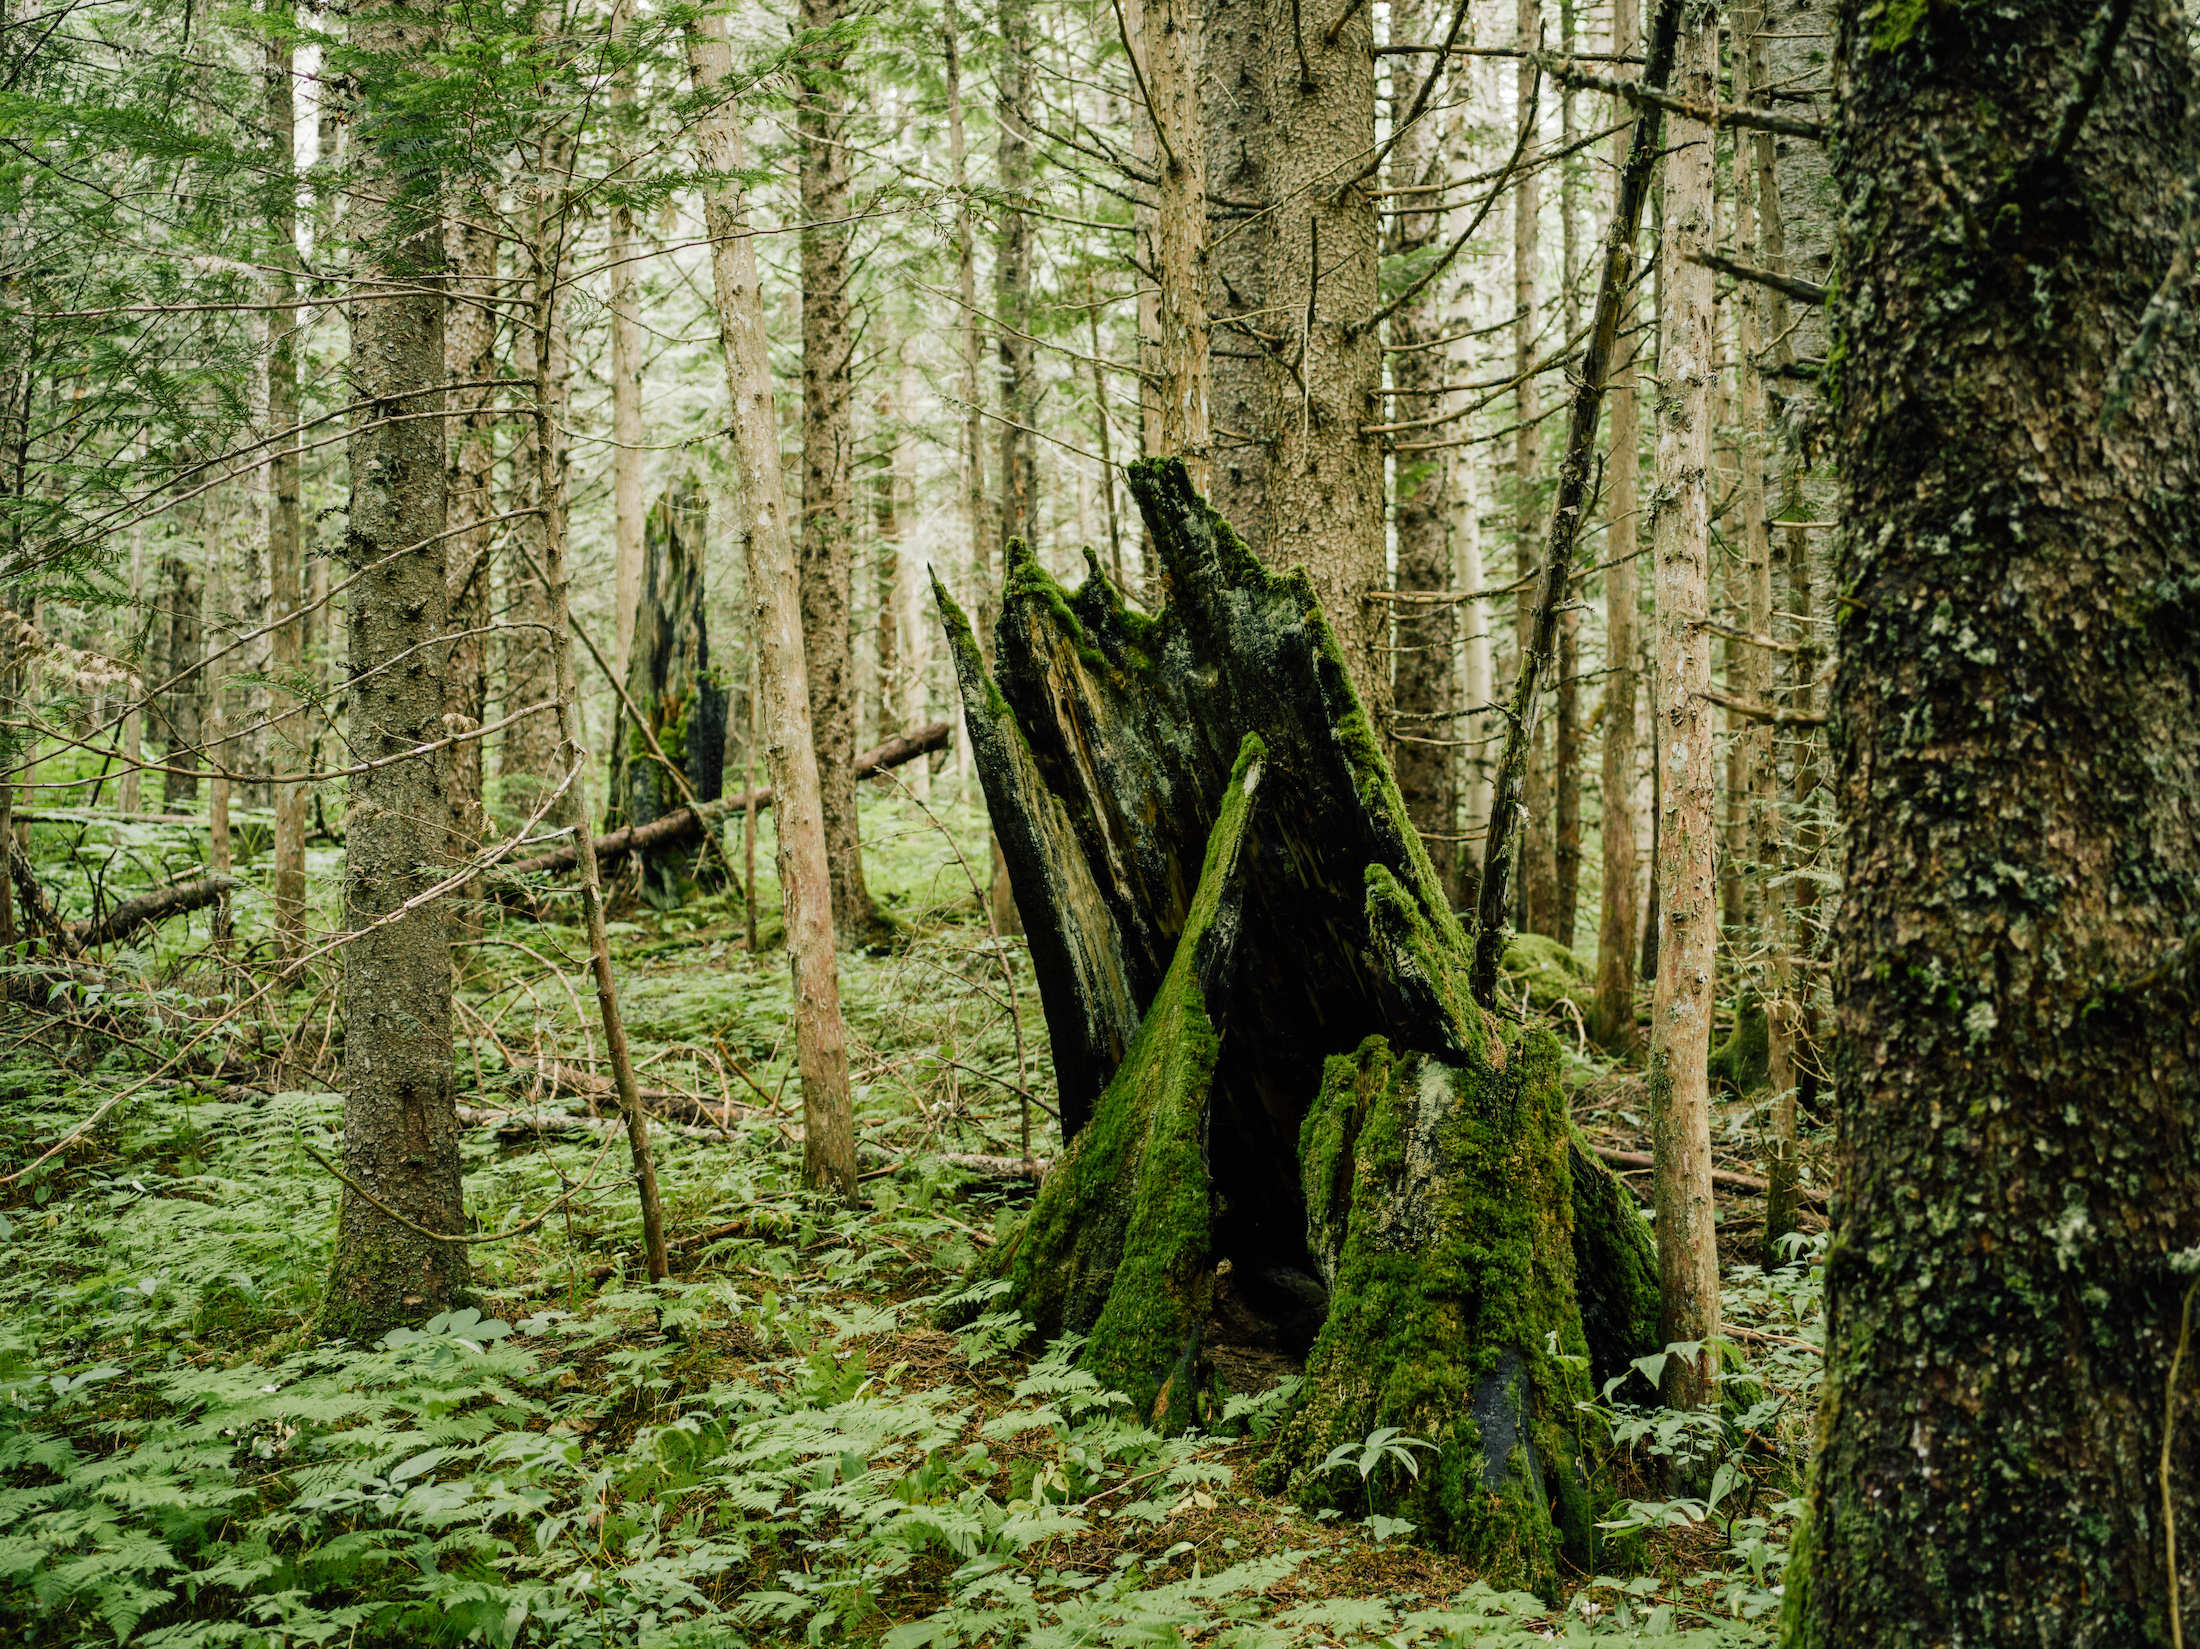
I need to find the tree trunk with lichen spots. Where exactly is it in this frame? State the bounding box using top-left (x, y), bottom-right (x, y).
top-left (937, 459), bottom-right (1658, 1580)
top-left (1777, 0), bottom-right (2200, 1641)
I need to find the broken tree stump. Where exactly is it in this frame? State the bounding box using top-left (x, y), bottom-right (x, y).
top-left (936, 458), bottom-right (1657, 1581)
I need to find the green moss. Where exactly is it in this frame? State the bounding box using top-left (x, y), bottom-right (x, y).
top-left (1567, 1135), bottom-right (1662, 1393)
top-left (958, 734), bottom-right (1266, 1430)
top-left (929, 570), bottom-right (1012, 722)
top-left (1267, 1024), bottom-right (1591, 1588)
top-left (1500, 932), bottom-right (1592, 1018)
top-left (1709, 995), bottom-right (1771, 1096)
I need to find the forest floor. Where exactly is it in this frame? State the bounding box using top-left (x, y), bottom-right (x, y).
top-left (0, 780), bottom-right (1826, 1648)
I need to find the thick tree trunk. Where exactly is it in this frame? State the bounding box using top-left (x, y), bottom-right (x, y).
top-left (1201, 0), bottom-right (1268, 549)
top-left (318, 0), bottom-right (467, 1340)
top-left (1386, 0), bottom-right (1458, 904)
top-left (1145, 0), bottom-right (1208, 487)
top-left (266, 16), bottom-right (307, 966)
top-left (687, 13), bottom-right (858, 1200)
top-left (1779, 0), bottom-right (2200, 1641)
top-left (1254, 0), bottom-right (1384, 717)
top-left (941, 458), bottom-right (1658, 1579)
top-left (797, 0), bottom-right (879, 946)
top-left (1648, 2), bottom-right (1720, 1421)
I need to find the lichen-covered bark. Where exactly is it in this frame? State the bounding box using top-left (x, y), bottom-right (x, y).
top-left (1264, 1028), bottom-right (1592, 1584)
top-left (319, 0), bottom-right (466, 1340)
top-left (1779, 0), bottom-right (2200, 1642)
top-left (1201, 0), bottom-right (1268, 547)
top-left (969, 735), bottom-right (1264, 1428)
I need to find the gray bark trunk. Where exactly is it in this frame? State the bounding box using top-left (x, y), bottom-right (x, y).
top-left (318, 0), bottom-right (466, 1340)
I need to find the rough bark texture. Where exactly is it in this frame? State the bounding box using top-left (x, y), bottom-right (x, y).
top-left (1778, 0), bottom-right (2200, 1641)
top-left (994, 0), bottom-right (1039, 555)
top-left (608, 0), bottom-right (646, 694)
top-left (939, 459), bottom-right (1658, 1573)
top-left (1512, 0), bottom-right (1554, 939)
top-left (266, 18), bottom-right (307, 966)
top-left (688, 14), bottom-right (858, 1200)
top-left (500, 193), bottom-right (566, 828)
top-left (158, 556), bottom-right (204, 806)
top-left (1201, 0), bottom-right (1268, 548)
top-left (444, 211), bottom-right (496, 952)
top-left (796, 0), bottom-right (878, 946)
top-left (319, 0), bottom-right (466, 1340)
top-left (609, 486), bottom-right (725, 901)
top-left (1254, 0), bottom-right (1384, 717)
top-left (1590, 0), bottom-right (1641, 1052)
top-left (1385, 0), bottom-right (1458, 902)
top-left (1146, 0), bottom-right (1208, 486)
top-left (1648, 0), bottom-right (1720, 1419)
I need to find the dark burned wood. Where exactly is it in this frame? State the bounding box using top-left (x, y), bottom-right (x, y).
top-left (499, 720), bottom-right (949, 885)
top-left (936, 458), bottom-right (1475, 1270)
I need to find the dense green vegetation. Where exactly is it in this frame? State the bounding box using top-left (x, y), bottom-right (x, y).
top-left (0, 791), bottom-right (1823, 1647)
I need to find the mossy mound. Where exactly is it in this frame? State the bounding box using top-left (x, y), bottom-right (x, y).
top-left (1709, 995), bottom-right (1770, 1096)
top-left (1263, 1029), bottom-right (1593, 1587)
top-left (1500, 932), bottom-right (1593, 1019)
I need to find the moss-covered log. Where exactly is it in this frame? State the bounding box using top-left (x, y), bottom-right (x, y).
top-left (937, 458), bottom-right (1660, 1567)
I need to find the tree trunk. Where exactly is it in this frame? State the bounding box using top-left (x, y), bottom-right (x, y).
top-left (318, 0), bottom-right (467, 1340)
top-left (1512, 0), bottom-right (1555, 940)
top-left (159, 556), bottom-right (204, 807)
top-left (686, 12), bottom-right (858, 1200)
top-left (797, 0), bottom-right (880, 946)
top-left (501, 194), bottom-right (566, 831)
top-left (1254, 0), bottom-right (1384, 717)
top-left (266, 13), bottom-right (307, 965)
top-left (994, 0), bottom-right (1039, 556)
top-left (444, 211), bottom-right (496, 954)
top-left (941, 458), bottom-right (1658, 1582)
top-left (1202, 0), bottom-right (1268, 550)
top-left (609, 0), bottom-right (646, 695)
top-left (608, 485), bottom-right (726, 902)
top-left (1386, 0), bottom-right (1458, 904)
top-left (1591, 0), bottom-right (1641, 1053)
top-left (1648, 0), bottom-right (1720, 1422)
top-left (1779, 0), bottom-right (2200, 1640)
top-left (1145, 0), bottom-right (1208, 487)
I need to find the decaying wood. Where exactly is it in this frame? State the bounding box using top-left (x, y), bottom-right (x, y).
top-left (499, 720), bottom-right (949, 886)
top-left (72, 874), bottom-right (238, 949)
top-left (939, 458), bottom-right (1660, 1581)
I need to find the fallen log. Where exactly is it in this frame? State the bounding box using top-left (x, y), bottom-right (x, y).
top-left (70, 874), bottom-right (238, 950)
top-left (497, 719), bottom-right (951, 886)
top-left (1589, 1144), bottom-right (1830, 1208)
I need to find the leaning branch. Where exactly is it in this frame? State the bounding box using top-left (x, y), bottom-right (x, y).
top-left (1699, 690), bottom-right (1829, 727)
top-left (497, 720), bottom-right (951, 887)
top-left (1688, 249), bottom-right (1828, 306)
top-left (1532, 51), bottom-right (1825, 140)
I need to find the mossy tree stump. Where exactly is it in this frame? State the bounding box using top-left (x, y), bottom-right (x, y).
top-left (936, 458), bottom-right (1657, 1582)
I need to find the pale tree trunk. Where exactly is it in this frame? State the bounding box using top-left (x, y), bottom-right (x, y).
top-left (1784, 0), bottom-right (2200, 1637)
top-left (994, 0), bottom-right (1038, 554)
top-left (265, 11), bottom-right (307, 964)
top-left (527, 208), bottom-right (670, 1285)
top-left (1551, 0), bottom-right (1581, 949)
top-left (609, 0), bottom-right (645, 691)
top-left (686, 13), bottom-right (858, 1200)
top-left (1255, 0), bottom-right (1384, 716)
top-left (119, 509), bottom-right (144, 814)
top-left (1512, 0), bottom-right (1555, 937)
top-left (1648, 0), bottom-right (1720, 1421)
top-left (160, 556), bottom-right (204, 807)
top-left (887, 372), bottom-right (931, 800)
top-left (943, 0), bottom-right (984, 805)
top-left (872, 386), bottom-right (900, 748)
top-left (1385, 0), bottom-right (1457, 901)
top-left (1143, 0), bottom-right (1207, 486)
top-left (1085, 282), bottom-right (1126, 584)
top-left (1592, 0), bottom-right (1640, 1051)
top-left (444, 213), bottom-right (496, 952)
top-left (798, 0), bottom-right (880, 944)
top-left (1202, 0), bottom-right (1268, 548)
top-left (318, 0), bottom-right (467, 1340)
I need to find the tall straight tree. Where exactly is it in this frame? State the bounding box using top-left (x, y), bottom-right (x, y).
top-left (319, 0), bottom-right (467, 1338)
top-left (264, 3), bottom-right (307, 966)
top-left (1779, 0), bottom-right (2200, 1639)
top-left (1254, 0), bottom-right (1383, 714)
top-left (685, 11), bottom-right (858, 1199)
top-left (1512, 0), bottom-right (1556, 937)
top-left (608, 0), bottom-right (646, 693)
top-left (444, 213), bottom-right (496, 948)
top-left (796, 0), bottom-right (881, 943)
top-left (1202, 0), bottom-right (1267, 546)
top-left (1384, 2), bottom-right (1457, 898)
top-left (1142, 0), bottom-right (1207, 484)
top-left (994, 0), bottom-right (1038, 554)
top-left (1648, 0), bottom-right (1720, 1418)
top-left (1591, 0), bottom-right (1640, 1050)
